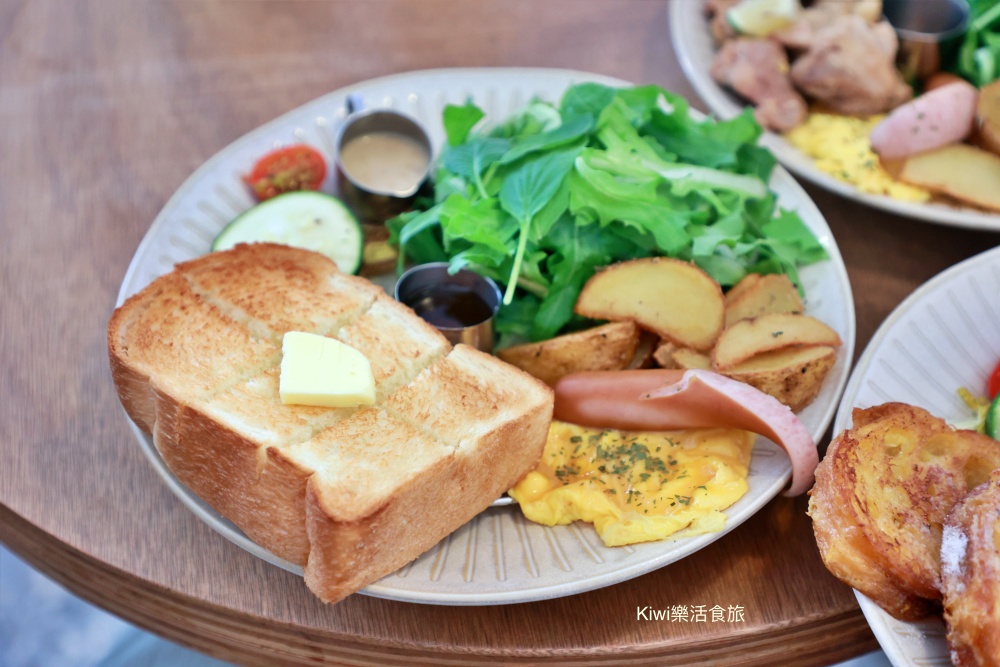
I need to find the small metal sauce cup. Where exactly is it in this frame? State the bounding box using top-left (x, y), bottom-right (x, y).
top-left (334, 96), bottom-right (433, 227)
top-left (883, 0), bottom-right (970, 83)
top-left (394, 263), bottom-right (502, 353)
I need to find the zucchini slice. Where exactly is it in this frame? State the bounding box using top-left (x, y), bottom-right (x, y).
top-left (986, 394), bottom-right (1000, 440)
top-left (213, 191), bottom-right (364, 274)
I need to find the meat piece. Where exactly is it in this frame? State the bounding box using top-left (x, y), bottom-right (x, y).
top-left (818, 0), bottom-right (883, 23)
top-left (711, 38), bottom-right (808, 132)
top-left (775, 0), bottom-right (883, 51)
top-left (705, 0), bottom-right (741, 43)
top-left (790, 16), bottom-right (912, 115)
top-left (551, 368), bottom-right (819, 496)
top-left (869, 81), bottom-right (979, 159)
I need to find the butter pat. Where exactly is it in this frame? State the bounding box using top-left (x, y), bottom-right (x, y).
top-left (279, 331), bottom-right (375, 408)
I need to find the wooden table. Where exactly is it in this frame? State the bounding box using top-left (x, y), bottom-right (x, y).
top-left (2, 1), bottom-right (996, 665)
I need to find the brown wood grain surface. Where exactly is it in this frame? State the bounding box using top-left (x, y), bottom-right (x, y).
top-left (1, 1), bottom-right (997, 665)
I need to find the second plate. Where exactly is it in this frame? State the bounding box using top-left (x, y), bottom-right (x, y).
top-left (669, 0), bottom-right (1000, 233)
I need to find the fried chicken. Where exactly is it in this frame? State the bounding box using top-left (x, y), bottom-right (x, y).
top-left (711, 38), bottom-right (808, 132)
top-left (775, 0), bottom-right (883, 50)
top-left (790, 15), bottom-right (912, 115)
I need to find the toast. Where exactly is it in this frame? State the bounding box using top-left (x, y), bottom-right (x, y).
top-left (809, 402), bottom-right (1000, 620)
top-left (108, 243), bottom-right (554, 603)
top-left (941, 470), bottom-right (1000, 667)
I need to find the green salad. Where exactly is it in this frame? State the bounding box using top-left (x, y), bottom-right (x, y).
top-left (955, 0), bottom-right (1000, 87)
top-left (388, 83), bottom-right (827, 346)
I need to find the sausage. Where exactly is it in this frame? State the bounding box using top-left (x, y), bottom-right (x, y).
top-left (869, 81), bottom-right (979, 160)
top-left (553, 369), bottom-right (818, 496)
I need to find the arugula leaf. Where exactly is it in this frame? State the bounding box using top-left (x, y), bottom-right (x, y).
top-left (441, 137), bottom-right (511, 198)
top-left (560, 83), bottom-right (617, 120)
top-left (443, 102), bottom-right (485, 146)
top-left (762, 209), bottom-right (828, 264)
top-left (489, 102), bottom-right (561, 138)
top-left (498, 144), bottom-right (582, 304)
top-left (438, 194), bottom-right (516, 256)
top-left (494, 293), bottom-right (541, 346)
top-left (388, 205), bottom-right (448, 271)
top-left (497, 113), bottom-right (595, 165)
top-left (386, 82), bottom-right (827, 346)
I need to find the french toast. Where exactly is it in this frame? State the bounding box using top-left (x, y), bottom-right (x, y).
top-left (108, 243), bottom-right (554, 603)
top-left (809, 403), bottom-right (1000, 619)
top-left (941, 470), bottom-right (1000, 667)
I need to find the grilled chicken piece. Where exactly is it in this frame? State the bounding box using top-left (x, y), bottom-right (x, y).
top-left (775, 0), bottom-right (883, 50)
top-left (790, 15), bottom-right (912, 115)
top-left (711, 38), bottom-right (808, 132)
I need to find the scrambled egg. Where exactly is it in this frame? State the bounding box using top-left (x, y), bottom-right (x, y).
top-left (786, 113), bottom-right (931, 203)
top-left (508, 421), bottom-right (755, 547)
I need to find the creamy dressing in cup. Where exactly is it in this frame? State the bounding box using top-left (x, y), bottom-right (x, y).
top-left (334, 99), bottom-right (433, 273)
top-left (340, 131), bottom-right (430, 196)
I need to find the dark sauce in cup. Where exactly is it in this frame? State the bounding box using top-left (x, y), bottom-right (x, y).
top-left (408, 284), bottom-right (495, 329)
top-left (394, 263), bottom-right (502, 351)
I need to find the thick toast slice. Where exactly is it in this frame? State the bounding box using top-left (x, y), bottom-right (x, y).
top-left (941, 470), bottom-right (1000, 667)
top-left (178, 241), bottom-right (381, 339)
top-left (809, 402), bottom-right (1000, 619)
top-left (108, 272), bottom-right (280, 432)
top-left (108, 243), bottom-right (554, 602)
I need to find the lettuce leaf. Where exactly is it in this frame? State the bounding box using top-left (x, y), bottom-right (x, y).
top-left (390, 83), bottom-right (827, 346)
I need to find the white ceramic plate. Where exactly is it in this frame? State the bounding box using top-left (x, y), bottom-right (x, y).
top-left (833, 245), bottom-right (1000, 665)
top-left (116, 67), bottom-right (855, 605)
top-left (669, 1), bottom-right (1000, 233)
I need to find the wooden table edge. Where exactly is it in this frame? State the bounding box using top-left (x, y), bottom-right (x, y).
top-left (1, 503), bottom-right (877, 666)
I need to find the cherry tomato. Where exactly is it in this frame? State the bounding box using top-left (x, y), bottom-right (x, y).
top-left (988, 359), bottom-right (1000, 399)
top-left (245, 145), bottom-right (326, 200)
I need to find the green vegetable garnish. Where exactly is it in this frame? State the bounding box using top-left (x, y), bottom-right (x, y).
top-left (388, 83), bottom-right (827, 346)
top-left (954, 0), bottom-right (1000, 86)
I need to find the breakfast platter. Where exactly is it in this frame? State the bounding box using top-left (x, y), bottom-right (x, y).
top-left (116, 67), bottom-right (856, 605)
top-left (832, 245), bottom-right (1000, 666)
top-left (668, 0), bottom-right (1000, 233)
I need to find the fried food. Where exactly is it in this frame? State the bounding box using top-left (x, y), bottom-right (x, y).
top-left (722, 344), bottom-right (837, 413)
top-left (809, 403), bottom-right (1000, 619)
top-left (941, 470), bottom-right (1000, 667)
top-left (496, 321), bottom-right (641, 386)
top-left (574, 257), bottom-right (725, 352)
top-left (711, 312), bottom-right (841, 370)
top-left (724, 273), bottom-right (804, 328)
top-left (892, 144), bottom-right (1000, 213)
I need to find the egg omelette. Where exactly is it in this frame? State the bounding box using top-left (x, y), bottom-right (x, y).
top-left (786, 112), bottom-right (931, 203)
top-left (508, 421), bottom-right (755, 547)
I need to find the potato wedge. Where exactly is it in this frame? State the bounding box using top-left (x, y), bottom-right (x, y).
top-left (724, 274), bottom-right (804, 327)
top-left (672, 347), bottom-right (713, 370)
top-left (575, 258), bottom-right (724, 351)
top-left (724, 273), bottom-right (762, 305)
top-left (653, 341), bottom-right (712, 370)
top-left (496, 321), bottom-right (640, 386)
top-left (896, 144), bottom-right (1000, 212)
top-left (712, 313), bottom-right (841, 370)
top-left (627, 331), bottom-right (659, 370)
top-left (723, 345), bottom-right (837, 412)
top-left (977, 79), bottom-right (1000, 157)
top-left (652, 340), bottom-right (679, 369)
